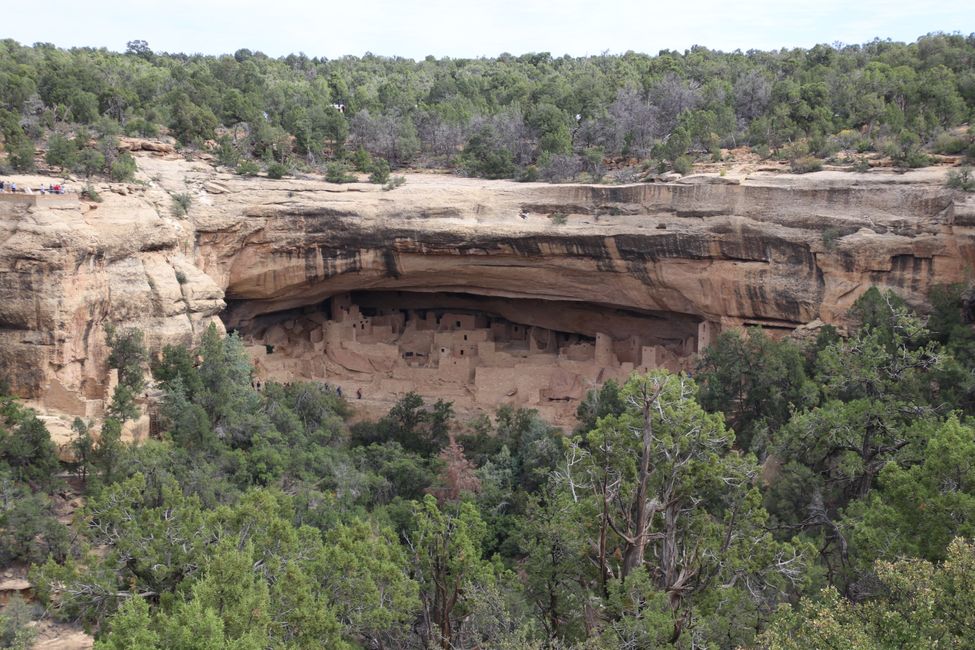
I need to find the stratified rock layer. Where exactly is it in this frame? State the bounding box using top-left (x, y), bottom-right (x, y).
top-left (1, 156), bottom-right (973, 425)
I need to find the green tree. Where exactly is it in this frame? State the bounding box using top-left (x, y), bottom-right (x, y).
top-left (408, 495), bottom-right (493, 649)
top-left (696, 327), bottom-right (817, 451)
top-left (93, 597), bottom-right (160, 650)
top-left (109, 151), bottom-right (136, 181)
top-left (76, 147), bottom-right (105, 177)
top-left (6, 137), bottom-right (34, 171)
top-left (460, 126), bottom-right (516, 179)
top-left (0, 398), bottom-right (60, 488)
top-left (319, 519), bottom-right (420, 645)
top-left (575, 378), bottom-right (625, 434)
top-left (798, 291), bottom-right (941, 499)
top-left (765, 289), bottom-right (947, 588)
top-left (760, 538), bottom-right (975, 649)
top-left (168, 94), bottom-right (218, 146)
top-left (527, 103), bottom-right (572, 155)
top-left (0, 480), bottom-right (68, 564)
top-left (354, 392), bottom-right (452, 456)
top-left (369, 157), bottom-right (391, 184)
top-left (516, 486), bottom-right (589, 643)
top-left (845, 415), bottom-right (975, 565)
top-left (568, 371), bottom-right (810, 645)
top-left (163, 541), bottom-right (274, 648)
top-left (0, 594), bottom-right (36, 650)
top-left (44, 132), bottom-right (77, 171)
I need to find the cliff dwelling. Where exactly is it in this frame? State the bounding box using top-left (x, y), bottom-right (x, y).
top-left (3, 160), bottom-right (970, 438)
top-left (231, 291), bottom-right (713, 425)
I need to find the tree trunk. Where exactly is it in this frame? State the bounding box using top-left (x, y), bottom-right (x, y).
top-left (621, 390), bottom-right (654, 579)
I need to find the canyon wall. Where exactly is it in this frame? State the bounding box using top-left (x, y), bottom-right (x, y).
top-left (207, 175), bottom-right (970, 332)
top-left (1, 154), bottom-right (973, 430)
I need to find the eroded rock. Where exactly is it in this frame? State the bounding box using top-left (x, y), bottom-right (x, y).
top-left (0, 157), bottom-right (971, 426)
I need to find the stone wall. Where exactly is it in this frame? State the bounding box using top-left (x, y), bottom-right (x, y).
top-left (238, 292), bottom-right (699, 426)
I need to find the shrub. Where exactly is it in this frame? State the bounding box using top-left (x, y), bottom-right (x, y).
top-left (171, 192), bottom-right (192, 217)
top-left (81, 184), bottom-right (102, 202)
top-left (811, 134), bottom-right (839, 158)
top-left (266, 161), bottom-right (288, 179)
top-left (780, 141), bottom-right (810, 161)
top-left (215, 135), bottom-right (241, 167)
top-left (124, 117), bottom-right (159, 138)
top-left (582, 146), bottom-right (606, 182)
top-left (175, 270), bottom-right (188, 284)
top-left (369, 158), bottom-right (391, 184)
top-left (852, 156), bottom-right (871, 173)
top-left (383, 176), bottom-right (407, 191)
top-left (45, 133), bottom-right (78, 171)
top-left (325, 162), bottom-right (355, 183)
top-left (549, 212), bottom-right (568, 225)
top-left (540, 154), bottom-right (582, 182)
top-left (933, 132), bottom-right (970, 155)
top-left (821, 227), bottom-right (843, 250)
top-left (75, 147), bottom-right (105, 177)
top-left (903, 150), bottom-right (932, 168)
top-left (833, 129), bottom-right (860, 150)
top-left (885, 131), bottom-right (931, 168)
top-left (110, 152), bottom-right (137, 181)
top-left (791, 156), bottom-right (823, 174)
top-left (352, 147), bottom-right (373, 172)
top-left (7, 138), bottom-right (35, 171)
top-left (672, 155), bottom-right (693, 175)
top-left (236, 159), bottom-right (260, 176)
top-left (518, 165), bottom-right (539, 182)
top-left (460, 127), bottom-right (516, 179)
top-left (0, 594), bottom-right (36, 649)
top-left (946, 166), bottom-right (975, 192)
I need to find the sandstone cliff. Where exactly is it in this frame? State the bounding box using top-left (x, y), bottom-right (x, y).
top-left (1, 155), bottom-right (972, 432)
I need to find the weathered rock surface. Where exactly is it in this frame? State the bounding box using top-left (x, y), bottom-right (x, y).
top-left (0, 157), bottom-right (972, 426)
top-left (192, 169), bottom-right (972, 334)
top-left (0, 176), bottom-right (225, 413)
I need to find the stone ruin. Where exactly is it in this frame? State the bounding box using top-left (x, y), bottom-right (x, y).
top-left (237, 291), bottom-right (716, 427)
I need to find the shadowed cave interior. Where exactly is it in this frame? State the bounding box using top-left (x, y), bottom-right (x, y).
top-left (226, 290), bottom-right (713, 424)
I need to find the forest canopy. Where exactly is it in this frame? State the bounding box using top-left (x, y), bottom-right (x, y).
top-left (1, 283), bottom-right (974, 648)
top-left (0, 33), bottom-right (973, 181)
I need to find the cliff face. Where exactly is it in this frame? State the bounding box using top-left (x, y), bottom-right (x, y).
top-left (1, 155), bottom-right (972, 424)
top-left (0, 185), bottom-right (224, 411)
top-left (194, 170), bottom-right (972, 333)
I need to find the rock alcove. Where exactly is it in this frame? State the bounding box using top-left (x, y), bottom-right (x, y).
top-left (226, 290), bottom-right (711, 425)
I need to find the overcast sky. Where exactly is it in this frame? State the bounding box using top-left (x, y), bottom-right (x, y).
top-left (4, 0), bottom-right (972, 59)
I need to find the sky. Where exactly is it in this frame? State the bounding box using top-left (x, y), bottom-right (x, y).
top-left (3, 0), bottom-right (973, 59)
